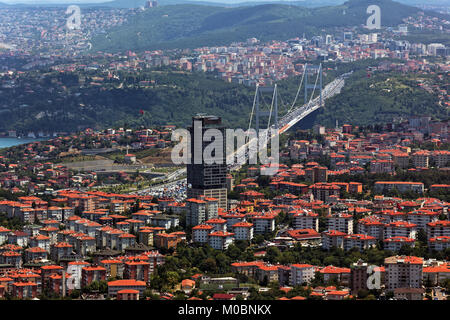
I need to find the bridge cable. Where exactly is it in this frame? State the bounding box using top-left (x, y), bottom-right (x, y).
top-left (277, 89), bottom-right (286, 116)
top-left (286, 63), bottom-right (307, 114)
top-left (267, 84), bottom-right (277, 131)
top-left (247, 84), bottom-right (259, 134)
top-left (307, 63), bottom-right (321, 107)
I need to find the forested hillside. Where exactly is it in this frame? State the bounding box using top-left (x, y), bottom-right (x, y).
top-left (92, 0), bottom-right (426, 51)
top-left (0, 60), bottom-right (446, 134)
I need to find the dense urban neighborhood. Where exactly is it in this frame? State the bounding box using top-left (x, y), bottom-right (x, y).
top-left (0, 0), bottom-right (448, 304)
top-left (0, 114), bottom-right (448, 300)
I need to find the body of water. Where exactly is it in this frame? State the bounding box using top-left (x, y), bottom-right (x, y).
top-left (0, 137), bottom-right (46, 149)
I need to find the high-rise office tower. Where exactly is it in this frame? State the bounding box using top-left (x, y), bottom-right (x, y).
top-left (187, 115), bottom-right (228, 210)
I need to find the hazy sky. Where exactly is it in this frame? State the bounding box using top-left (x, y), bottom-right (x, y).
top-left (1, 0), bottom-right (306, 3)
top-left (1, 0), bottom-right (113, 3)
top-left (1, 0), bottom-right (448, 4)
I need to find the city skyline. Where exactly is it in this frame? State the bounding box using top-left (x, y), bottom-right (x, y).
top-left (0, 0), bottom-right (448, 305)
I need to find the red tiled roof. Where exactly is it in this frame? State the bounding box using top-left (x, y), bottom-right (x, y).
top-left (108, 279), bottom-right (146, 287)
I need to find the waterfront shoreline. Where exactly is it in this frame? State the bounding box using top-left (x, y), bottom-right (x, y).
top-left (0, 137), bottom-right (47, 149)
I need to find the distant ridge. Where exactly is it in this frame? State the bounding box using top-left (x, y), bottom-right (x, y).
top-left (0, 0), bottom-right (448, 9)
top-left (92, 0), bottom-right (432, 52)
top-left (0, 1), bottom-right (348, 9)
top-left (94, 0), bottom-right (347, 9)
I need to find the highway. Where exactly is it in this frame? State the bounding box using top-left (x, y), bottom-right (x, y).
top-left (130, 167), bottom-right (187, 197)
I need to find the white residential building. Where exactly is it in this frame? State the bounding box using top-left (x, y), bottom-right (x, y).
top-left (205, 218), bottom-right (227, 232)
top-left (192, 224), bottom-right (214, 243)
top-left (428, 236), bottom-right (450, 251)
top-left (384, 237), bottom-right (416, 251)
top-left (292, 210), bottom-right (319, 232)
top-left (358, 217), bottom-right (385, 240)
top-left (344, 234), bottom-right (376, 251)
top-left (208, 231), bottom-right (235, 250)
top-left (406, 210), bottom-right (439, 230)
top-left (232, 222), bottom-right (254, 241)
top-left (385, 256), bottom-right (423, 292)
top-left (322, 230), bottom-right (346, 250)
top-left (290, 264), bottom-right (315, 286)
top-left (426, 220), bottom-right (450, 239)
top-left (252, 215), bottom-right (275, 234)
top-left (327, 213), bottom-right (353, 234)
top-left (384, 221), bottom-right (417, 239)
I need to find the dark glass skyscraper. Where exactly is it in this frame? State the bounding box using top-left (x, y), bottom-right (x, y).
top-left (187, 115), bottom-right (228, 209)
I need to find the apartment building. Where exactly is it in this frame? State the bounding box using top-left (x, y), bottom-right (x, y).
top-left (412, 150), bottom-right (430, 168)
top-left (107, 279), bottom-right (146, 297)
top-left (370, 160), bottom-right (394, 174)
top-left (205, 218), bottom-right (227, 232)
top-left (384, 237), bottom-right (416, 251)
top-left (290, 264), bottom-right (315, 286)
top-left (81, 266), bottom-right (107, 288)
top-left (428, 236), bottom-right (450, 251)
top-left (384, 221), bottom-right (418, 239)
top-left (232, 222), bottom-right (254, 241)
top-left (322, 230), bottom-right (346, 250)
top-left (427, 219), bottom-right (450, 238)
top-left (374, 181), bottom-right (424, 194)
top-left (208, 231), bottom-right (235, 250)
top-left (406, 209), bottom-right (440, 230)
top-left (358, 216), bottom-right (385, 240)
top-left (185, 196), bottom-right (219, 227)
top-left (252, 215), bottom-right (276, 234)
top-left (192, 224), bottom-right (214, 243)
top-left (431, 150), bottom-right (450, 167)
top-left (327, 213), bottom-right (353, 234)
top-left (292, 210), bottom-right (319, 232)
top-left (344, 234), bottom-right (377, 251)
top-left (385, 256), bottom-right (423, 292)
top-left (309, 183), bottom-right (340, 202)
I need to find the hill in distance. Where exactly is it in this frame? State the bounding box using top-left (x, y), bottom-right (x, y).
top-left (1, 59), bottom-right (445, 133)
top-left (0, 1), bottom-right (348, 9)
top-left (315, 72), bottom-right (448, 128)
top-left (93, 0), bottom-right (348, 8)
top-left (1, 0), bottom-right (447, 8)
top-left (92, 0), bottom-right (425, 52)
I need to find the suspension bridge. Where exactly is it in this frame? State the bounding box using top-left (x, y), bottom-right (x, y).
top-left (227, 64), bottom-right (353, 170)
top-left (137, 64), bottom-right (352, 194)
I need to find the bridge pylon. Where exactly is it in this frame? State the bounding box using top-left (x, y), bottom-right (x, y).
top-left (255, 84), bottom-right (278, 135)
top-left (304, 64), bottom-right (323, 106)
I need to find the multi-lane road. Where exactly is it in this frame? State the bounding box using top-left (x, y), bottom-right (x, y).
top-left (131, 167), bottom-right (187, 198)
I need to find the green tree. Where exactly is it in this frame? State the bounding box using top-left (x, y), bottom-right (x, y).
top-left (166, 271), bottom-right (180, 290)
